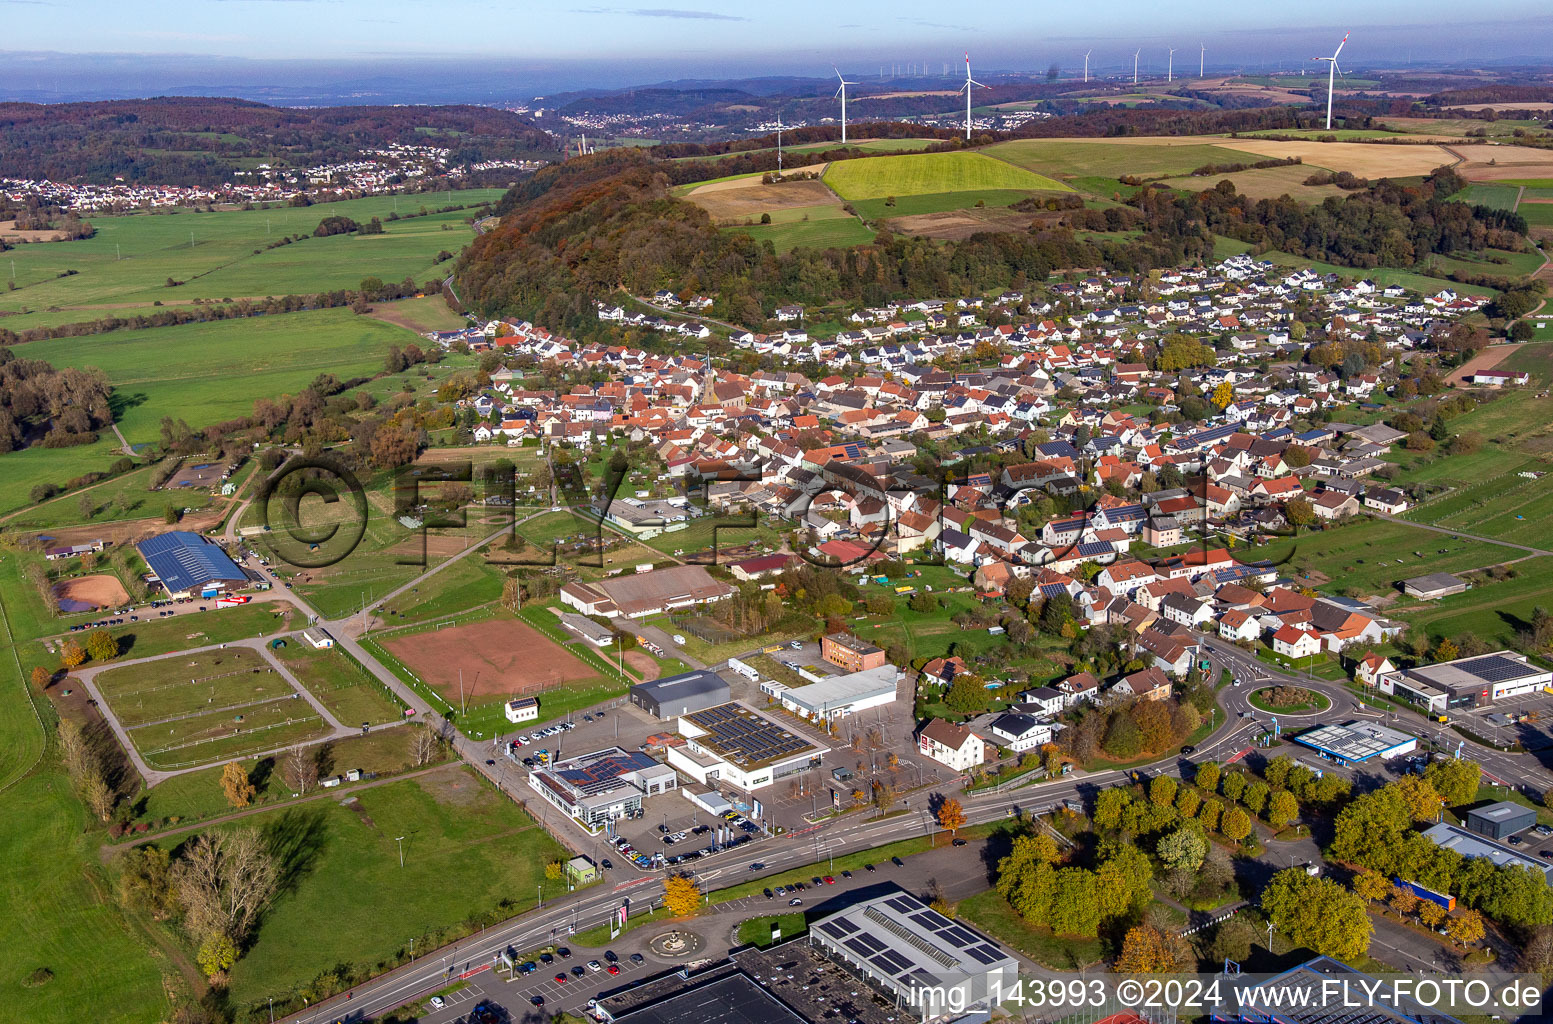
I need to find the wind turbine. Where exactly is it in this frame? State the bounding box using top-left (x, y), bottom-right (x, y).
top-left (1200, 43), bottom-right (1205, 77)
top-left (1133, 48), bottom-right (1141, 85)
top-left (1168, 48), bottom-right (1176, 83)
top-left (958, 52), bottom-right (989, 140)
top-left (833, 66), bottom-right (857, 144)
top-left (1312, 32), bottom-right (1350, 130)
top-left (1083, 49), bottom-right (1092, 84)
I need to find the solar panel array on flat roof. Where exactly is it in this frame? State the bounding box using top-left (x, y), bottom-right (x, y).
top-left (684, 703), bottom-right (812, 767)
top-left (1456, 654), bottom-right (1532, 683)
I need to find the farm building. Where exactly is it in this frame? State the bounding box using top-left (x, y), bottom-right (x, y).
top-left (301, 627), bottom-right (335, 649)
top-left (1401, 572), bottom-right (1469, 601)
top-left (44, 539), bottom-right (105, 561)
top-left (559, 564), bottom-right (734, 619)
top-left (669, 702), bottom-right (825, 792)
top-left (1292, 720), bottom-right (1416, 764)
top-left (504, 696), bottom-right (540, 724)
top-left (135, 531), bottom-right (251, 599)
top-left (1464, 800), bottom-right (1537, 841)
top-left (555, 611), bottom-right (615, 647)
top-left (629, 669), bottom-right (730, 719)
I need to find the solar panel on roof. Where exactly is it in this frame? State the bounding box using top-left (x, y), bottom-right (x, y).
top-left (1458, 654), bottom-right (1531, 683)
top-left (820, 920), bottom-right (856, 938)
top-left (963, 945), bottom-right (1003, 966)
top-left (941, 926), bottom-right (980, 947)
top-left (844, 938), bottom-right (874, 958)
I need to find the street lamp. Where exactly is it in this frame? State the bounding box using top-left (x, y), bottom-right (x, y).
top-left (395, 835), bottom-right (406, 868)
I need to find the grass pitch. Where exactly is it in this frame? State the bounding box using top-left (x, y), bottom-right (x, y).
top-left (824, 151), bottom-right (1070, 201)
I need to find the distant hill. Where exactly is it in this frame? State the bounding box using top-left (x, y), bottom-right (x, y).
top-left (0, 97), bottom-right (557, 186)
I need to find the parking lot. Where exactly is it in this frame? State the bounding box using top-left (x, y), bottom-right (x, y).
top-left (1464, 690), bottom-right (1553, 750)
top-left (421, 940), bottom-right (656, 1024)
top-left (495, 652), bottom-right (947, 861)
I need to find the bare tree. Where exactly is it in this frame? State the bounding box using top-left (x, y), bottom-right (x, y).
top-left (174, 828), bottom-right (278, 945)
top-left (58, 717), bottom-right (114, 821)
top-left (280, 745), bottom-right (318, 795)
top-left (409, 726), bottom-right (442, 767)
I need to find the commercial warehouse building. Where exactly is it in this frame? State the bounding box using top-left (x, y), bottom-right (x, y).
top-left (668, 702), bottom-right (825, 792)
top-left (1380, 651), bottom-right (1552, 711)
top-left (1292, 720), bottom-right (1417, 764)
top-left (1464, 800), bottom-right (1538, 841)
top-left (630, 669), bottom-right (731, 719)
top-left (1423, 822), bottom-right (1553, 882)
top-left (767, 665), bottom-right (898, 724)
top-left (810, 890), bottom-right (1018, 1022)
top-left (136, 531), bottom-right (252, 599)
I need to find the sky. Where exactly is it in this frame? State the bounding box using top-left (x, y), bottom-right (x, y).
top-left (0, 0), bottom-right (1547, 101)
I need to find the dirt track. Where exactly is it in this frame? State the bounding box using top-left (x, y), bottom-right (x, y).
top-left (1446, 344), bottom-right (1517, 386)
top-left (54, 574), bottom-right (130, 609)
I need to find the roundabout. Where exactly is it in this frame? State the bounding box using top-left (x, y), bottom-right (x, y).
top-left (1248, 685), bottom-right (1332, 717)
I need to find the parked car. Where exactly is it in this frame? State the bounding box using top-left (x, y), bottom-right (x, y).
top-left (608, 964), bottom-right (620, 975)
top-left (429, 997), bottom-right (445, 1009)
top-left (555, 974), bottom-right (568, 984)
top-left (630, 953), bottom-right (644, 964)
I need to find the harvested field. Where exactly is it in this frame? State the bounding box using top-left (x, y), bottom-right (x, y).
top-left (386, 534), bottom-right (475, 559)
top-left (1160, 164), bottom-right (1345, 202)
top-left (0, 219), bottom-right (77, 243)
top-left (1453, 145), bottom-right (1553, 182)
top-left (381, 616), bottom-right (597, 699)
top-left (683, 176), bottom-right (841, 221)
top-left (53, 574), bottom-right (129, 612)
top-left (883, 207), bottom-right (1038, 240)
top-left (1214, 139), bottom-right (1458, 177)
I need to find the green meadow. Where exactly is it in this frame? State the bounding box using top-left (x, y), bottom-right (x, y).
top-left (0, 189), bottom-right (504, 332)
top-left (22, 307), bottom-right (423, 445)
top-left (824, 151), bottom-right (1070, 200)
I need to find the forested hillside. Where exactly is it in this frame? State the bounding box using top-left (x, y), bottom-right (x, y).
top-left (458, 149), bottom-right (1532, 339)
top-left (0, 98), bottom-right (555, 184)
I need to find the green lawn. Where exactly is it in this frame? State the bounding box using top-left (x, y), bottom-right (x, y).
top-left (134, 726), bottom-right (437, 828)
top-left (737, 913), bottom-right (806, 948)
top-left (22, 308), bottom-right (423, 445)
top-left (96, 647), bottom-right (290, 727)
top-left (955, 889), bottom-right (1105, 969)
top-left (824, 151), bottom-right (1070, 201)
top-left (0, 191), bottom-right (504, 330)
top-left (1403, 455), bottom-right (1553, 547)
top-left (1394, 557), bottom-right (1553, 649)
top-left (851, 188), bottom-right (1039, 221)
top-left (1449, 184), bottom-right (1523, 211)
top-left (985, 138), bottom-right (1261, 182)
top-left (722, 215), bottom-right (875, 254)
top-left (1519, 203), bottom-right (1553, 228)
top-left (368, 295), bottom-right (469, 332)
top-left (0, 435), bottom-right (134, 518)
top-left (274, 642), bottom-right (407, 726)
top-left (1234, 517), bottom-right (1518, 598)
top-left (181, 768), bottom-right (568, 1015)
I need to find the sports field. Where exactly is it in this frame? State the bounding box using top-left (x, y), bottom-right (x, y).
top-left (380, 616), bottom-right (598, 700)
top-left (0, 190), bottom-right (504, 332)
top-left (824, 151), bottom-right (1070, 200)
top-left (22, 307), bottom-right (422, 445)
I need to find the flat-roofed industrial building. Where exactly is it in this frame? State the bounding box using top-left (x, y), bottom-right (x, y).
top-left (669, 702), bottom-right (825, 791)
top-left (1465, 799), bottom-right (1537, 841)
top-left (1380, 651), bottom-right (1551, 711)
top-left (630, 669), bottom-right (730, 719)
top-left (809, 889), bottom-right (1018, 1022)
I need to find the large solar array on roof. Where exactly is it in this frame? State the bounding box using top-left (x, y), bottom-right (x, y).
top-left (1456, 654), bottom-right (1530, 683)
top-left (862, 907), bottom-right (959, 971)
top-left (686, 704), bottom-right (809, 765)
